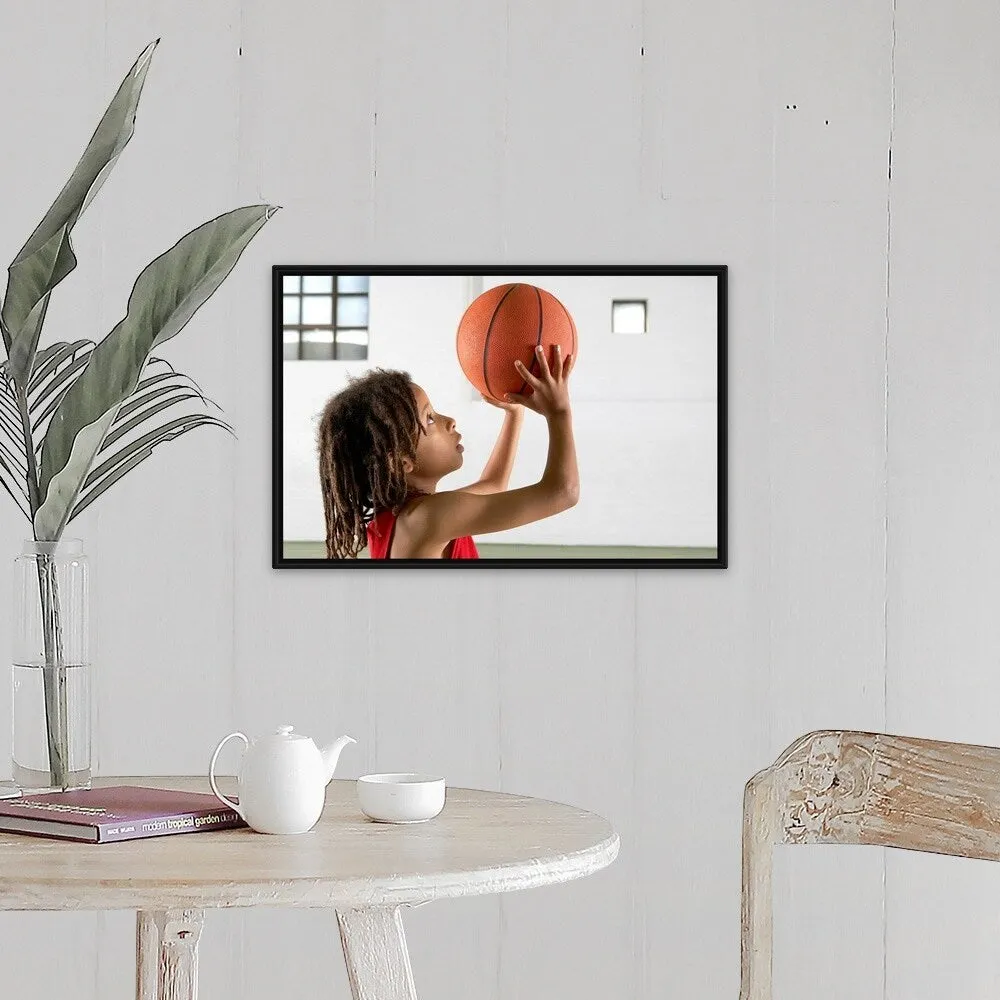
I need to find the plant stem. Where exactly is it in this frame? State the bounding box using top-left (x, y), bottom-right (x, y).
top-left (35, 553), bottom-right (69, 788)
top-left (14, 383), bottom-right (69, 788)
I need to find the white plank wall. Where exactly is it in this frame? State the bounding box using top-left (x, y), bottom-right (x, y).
top-left (885, 2), bottom-right (1000, 998)
top-left (0, 2), bottom-right (994, 999)
top-left (760, 3), bottom-right (891, 997)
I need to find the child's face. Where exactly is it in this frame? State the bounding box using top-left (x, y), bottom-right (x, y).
top-left (407, 383), bottom-right (464, 482)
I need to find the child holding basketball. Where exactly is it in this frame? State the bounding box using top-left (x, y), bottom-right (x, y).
top-left (317, 344), bottom-right (577, 559)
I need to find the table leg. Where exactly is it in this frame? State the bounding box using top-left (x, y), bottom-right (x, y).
top-left (336, 906), bottom-right (419, 1000)
top-left (135, 909), bottom-right (205, 1000)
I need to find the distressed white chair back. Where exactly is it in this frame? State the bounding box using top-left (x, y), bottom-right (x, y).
top-left (741, 729), bottom-right (1000, 1000)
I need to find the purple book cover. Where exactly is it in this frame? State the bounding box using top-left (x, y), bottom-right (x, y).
top-left (0, 785), bottom-right (247, 843)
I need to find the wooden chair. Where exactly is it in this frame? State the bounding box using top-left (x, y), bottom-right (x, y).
top-left (740, 729), bottom-right (1000, 1000)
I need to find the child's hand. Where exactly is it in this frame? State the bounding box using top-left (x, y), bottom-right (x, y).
top-left (505, 344), bottom-right (573, 418)
top-left (481, 392), bottom-right (523, 413)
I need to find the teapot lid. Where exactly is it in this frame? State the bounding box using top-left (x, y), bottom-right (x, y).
top-left (271, 724), bottom-right (308, 741)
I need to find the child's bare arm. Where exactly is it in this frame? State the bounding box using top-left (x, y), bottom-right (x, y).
top-left (413, 345), bottom-right (578, 541)
top-left (420, 414), bottom-right (576, 535)
top-left (461, 404), bottom-right (524, 495)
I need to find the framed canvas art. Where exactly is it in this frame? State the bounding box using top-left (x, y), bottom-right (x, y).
top-left (273, 265), bottom-right (727, 568)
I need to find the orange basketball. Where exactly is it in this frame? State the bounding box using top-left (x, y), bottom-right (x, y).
top-left (456, 283), bottom-right (578, 402)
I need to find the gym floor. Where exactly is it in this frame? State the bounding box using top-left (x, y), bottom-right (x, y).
top-left (282, 541), bottom-right (718, 561)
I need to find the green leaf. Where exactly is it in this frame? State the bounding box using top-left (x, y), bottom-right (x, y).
top-left (0, 378), bottom-right (28, 472)
top-left (24, 341), bottom-right (95, 454)
top-left (135, 355), bottom-right (211, 401)
top-left (30, 352), bottom-right (94, 433)
top-left (113, 376), bottom-right (213, 425)
top-left (105, 387), bottom-right (209, 448)
top-left (33, 202), bottom-right (278, 540)
top-left (6, 297), bottom-right (52, 387)
top-left (0, 409), bottom-right (23, 452)
top-left (34, 411), bottom-right (116, 537)
top-left (0, 381), bottom-right (23, 442)
top-left (28, 339), bottom-right (94, 394)
top-left (0, 455), bottom-right (30, 520)
top-left (70, 412), bottom-right (232, 522)
top-left (1, 41), bottom-right (158, 385)
top-left (30, 342), bottom-right (72, 376)
top-left (79, 362), bottom-right (223, 478)
top-left (0, 427), bottom-right (27, 478)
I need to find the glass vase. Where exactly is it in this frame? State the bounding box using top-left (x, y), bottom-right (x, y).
top-left (12, 538), bottom-right (91, 792)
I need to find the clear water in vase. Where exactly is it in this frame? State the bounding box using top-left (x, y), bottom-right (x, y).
top-left (12, 661), bottom-right (91, 791)
top-left (12, 538), bottom-right (91, 793)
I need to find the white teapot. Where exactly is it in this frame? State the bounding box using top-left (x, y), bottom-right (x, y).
top-left (209, 725), bottom-right (356, 834)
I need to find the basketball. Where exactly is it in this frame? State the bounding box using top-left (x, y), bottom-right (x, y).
top-left (456, 283), bottom-right (578, 402)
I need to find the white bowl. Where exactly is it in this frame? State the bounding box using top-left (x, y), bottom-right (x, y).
top-left (357, 773), bottom-right (446, 823)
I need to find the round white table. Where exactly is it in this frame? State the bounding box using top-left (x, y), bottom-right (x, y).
top-left (0, 776), bottom-right (619, 999)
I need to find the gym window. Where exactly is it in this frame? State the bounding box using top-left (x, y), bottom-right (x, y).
top-left (282, 274), bottom-right (370, 360)
top-left (611, 299), bottom-right (647, 335)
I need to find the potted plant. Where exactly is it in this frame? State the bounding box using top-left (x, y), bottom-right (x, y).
top-left (1, 39), bottom-right (278, 791)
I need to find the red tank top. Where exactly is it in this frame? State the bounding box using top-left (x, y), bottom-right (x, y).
top-left (366, 507), bottom-right (479, 560)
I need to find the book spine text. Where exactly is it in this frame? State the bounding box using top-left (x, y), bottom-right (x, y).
top-left (98, 810), bottom-right (244, 842)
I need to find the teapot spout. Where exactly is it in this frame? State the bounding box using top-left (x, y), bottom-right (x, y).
top-left (320, 734), bottom-right (357, 783)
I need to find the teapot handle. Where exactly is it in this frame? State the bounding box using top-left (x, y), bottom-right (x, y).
top-left (209, 732), bottom-right (249, 821)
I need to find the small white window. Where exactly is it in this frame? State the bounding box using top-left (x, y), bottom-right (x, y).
top-left (612, 299), bottom-right (647, 334)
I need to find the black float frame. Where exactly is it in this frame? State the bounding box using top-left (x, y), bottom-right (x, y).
top-left (272, 264), bottom-right (728, 569)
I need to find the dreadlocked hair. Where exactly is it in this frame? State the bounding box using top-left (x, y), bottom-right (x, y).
top-left (317, 368), bottom-right (423, 559)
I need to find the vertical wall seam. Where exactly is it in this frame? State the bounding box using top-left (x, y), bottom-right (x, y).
top-left (767, 102), bottom-right (777, 762)
top-left (882, 3), bottom-right (897, 1000)
top-left (633, 9), bottom-right (645, 998)
top-left (632, 570), bottom-right (642, 999)
top-left (496, 581), bottom-right (505, 1000)
top-left (883, 0), bottom-right (896, 788)
top-left (232, 0), bottom-right (244, 736)
top-left (501, 1), bottom-right (510, 257)
top-left (497, 608), bottom-right (504, 793)
top-left (370, 105), bottom-right (378, 245)
top-left (497, 5), bottom-right (511, 994)
top-left (366, 573), bottom-right (377, 775)
top-left (94, 10), bottom-right (110, 994)
top-left (93, 0), bottom-right (109, 787)
top-left (233, 0), bottom-right (246, 984)
top-left (637, 0), bottom-right (645, 202)
top-left (368, 1), bottom-right (382, 777)
top-left (370, 0), bottom-right (382, 246)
